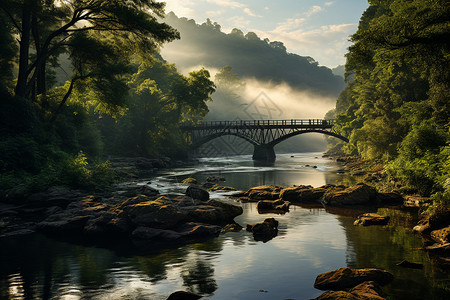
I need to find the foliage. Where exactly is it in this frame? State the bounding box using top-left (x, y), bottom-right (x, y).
top-left (0, 1), bottom-right (215, 195)
top-left (334, 0), bottom-right (449, 199)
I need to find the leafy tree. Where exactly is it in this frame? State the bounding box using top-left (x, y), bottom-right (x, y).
top-left (334, 0), bottom-right (450, 198)
top-left (0, 0), bottom-right (179, 117)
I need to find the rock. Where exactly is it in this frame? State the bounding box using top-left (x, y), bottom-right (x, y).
top-left (427, 207), bottom-right (450, 230)
top-left (314, 267), bottom-right (394, 290)
top-left (396, 260), bottom-right (423, 269)
top-left (412, 221), bottom-right (431, 234)
top-left (207, 184), bottom-right (236, 191)
top-left (167, 291), bottom-right (202, 300)
top-left (84, 211), bottom-right (131, 236)
top-left (205, 176), bottom-right (226, 183)
top-left (0, 228), bottom-right (35, 238)
top-left (246, 218), bottom-right (278, 242)
top-left (177, 222), bottom-right (221, 239)
top-left (376, 192), bottom-right (404, 205)
top-left (257, 200), bottom-right (289, 212)
top-left (221, 223), bottom-right (243, 233)
top-left (131, 226), bottom-right (182, 240)
top-left (182, 178), bottom-right (198, 184)
top-left (186, 185), bottom-right (210, 201)
top-left (403, 195), bottom-right (432, 208)
top-left (322, 183), bottom-right (377, 206)
top-left (26, 186), bottom-right (84, 208)
top-left (123, 185), bottom-right (159, 197)
top-left (118, 194), bottom-right (157, 209)
top-left (184, 200), bottom-right (243, 224)
top-left (280, 185), bottom-right (327, 202)
top-left (431, 226), bottom-right (450, 244)
top-left (37, 215), bottom-right (91, 233)
top-left (124, 196), bottom-right (185, 229)
top-left (353, 213), bottom-right (390, 226)
top-left (315, 281), bottom-right (386, 300)
top-left (246, 185), bottom-right (282, 201)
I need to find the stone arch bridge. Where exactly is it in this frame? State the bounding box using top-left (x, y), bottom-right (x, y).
top-left (180, 119), bottom-right (348, 162)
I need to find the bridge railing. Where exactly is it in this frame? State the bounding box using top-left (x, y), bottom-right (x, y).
top-left (180, 119), bottom-right (336, 128)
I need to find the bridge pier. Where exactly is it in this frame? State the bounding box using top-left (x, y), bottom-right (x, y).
top-left (252, 144), bottom-right (276, 162)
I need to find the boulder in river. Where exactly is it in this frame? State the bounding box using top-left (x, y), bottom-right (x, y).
top-left (322, 183), bottom-right (377, 206)
top-left (257, 199), bottom-right (289, 213)
top-left (279, 185), bottom-right (328, 203)
top-left (246, 185), bottom-right (282, 201)
top-left (167, 291), bottom-right (202, 300)
top-left (186, 185), bottom-right (210, 201)
top-left (182, 178), bottom-right (198, 184)
top-left (353, 213), bottom-right (390, 226)
top-left (314, 267), bottom-right (394, 290)
top-left (315, 281), bottom-right (386, 300)
top-left (246, 218), bottom-right (278, 242)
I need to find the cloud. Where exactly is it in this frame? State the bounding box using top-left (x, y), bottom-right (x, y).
top-left (243, 7), bottom-right (261, 18)
top-left (227, 16), bottom-right (251, 29)
top-left (275, 18), bottom-right (306, 32)
top-left (164, 0), bottom-right (197, 18)
top-left (305, 5), bottom-right (323, 17)
top-left (206, 0), bottom-right (245, 9)
top-left (325, 1), bottom-right (335, 7)
top-left (252, 23), bottom-right (357, 66)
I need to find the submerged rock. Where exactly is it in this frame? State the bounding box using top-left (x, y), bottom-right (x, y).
top-left (314, 267), bottom-right (394, 290)
top-left (353, 213), bottom-right (390, 226)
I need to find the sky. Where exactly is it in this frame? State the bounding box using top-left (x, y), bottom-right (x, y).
top-left (164, 0), bottom-right (369, 68)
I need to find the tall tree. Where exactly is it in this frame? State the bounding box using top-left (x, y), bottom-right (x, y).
top-left (0, 0), bottom-right (179, 116)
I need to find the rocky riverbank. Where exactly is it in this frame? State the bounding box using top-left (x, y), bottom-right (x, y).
top-left (0, 176), bottom-right (243, 251)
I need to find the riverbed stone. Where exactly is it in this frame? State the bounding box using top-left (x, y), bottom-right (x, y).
top-left (177, 222), bottom-right (221, 239)
top-left (353, 213), bottom-right (390, 226)
top-left (322, 183), bottom-right (378, 206)
top-left (257, 199), bottom-right (289, 212)
top-left (132, 226), bottom-right (183, 240)
top-left (124, 197), bottom-right (185, 229)
top-left (279, 185), bottom-right (326, 202)
top-left (315, 281), bottom-right (386, 300)
top-left (167, 291), bottom-right (202, 300)
top-left (314, 267), bottom-right (394, 290)
top-left (246, 185), bottom-right (282, 201)
top-left (186, 185), bottom-right (210, 201)
top-left (246, 218), bottom-right (278, 242)
top-left (182, 178), bottom-right (198, 184)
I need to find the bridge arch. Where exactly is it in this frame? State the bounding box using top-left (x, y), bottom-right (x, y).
top-left (191, 132), bottom-right (258, 149)
top-left (268, 129), bottom-right (349, 147)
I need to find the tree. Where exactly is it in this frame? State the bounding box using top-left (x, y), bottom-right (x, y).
top-left (0, 0), bottom-right (179, 117)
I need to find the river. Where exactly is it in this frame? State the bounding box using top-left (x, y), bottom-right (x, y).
top-left (0, 153), bottom-right (449, 299)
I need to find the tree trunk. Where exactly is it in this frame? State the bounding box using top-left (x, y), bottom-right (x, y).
top-left (15, 4), bottom-right (32, 98)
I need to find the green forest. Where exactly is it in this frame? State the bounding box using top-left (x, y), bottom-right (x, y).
top-left (0, 0), bottom-right (215, 192)
top-left (0, 0), bottom-right (449, 207)
top-left (332, 0), bottom-right (449, 203)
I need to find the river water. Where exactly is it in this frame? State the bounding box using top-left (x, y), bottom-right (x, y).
top-left (1, 153), bottom-right (449, 299)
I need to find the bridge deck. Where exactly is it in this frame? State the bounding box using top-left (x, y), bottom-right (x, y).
top-left (181, 119), bottom-right (335, 130)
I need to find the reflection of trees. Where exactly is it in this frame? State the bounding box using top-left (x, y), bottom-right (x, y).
top-left (181, 256), bottom-right (218, 295)
top-left (335, 208), bottom-right (450, 299)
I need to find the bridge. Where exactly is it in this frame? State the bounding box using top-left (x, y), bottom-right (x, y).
top-left (180, 119), bottom-right (348, 162)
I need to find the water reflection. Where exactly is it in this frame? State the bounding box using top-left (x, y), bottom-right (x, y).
top-left (1, 153), bottom-right (449, 299)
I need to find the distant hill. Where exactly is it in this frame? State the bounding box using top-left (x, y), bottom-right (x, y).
top-left (331, 65), bottom-right (345, 79)
top-left (162, 13), bottom-right (345, 98)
